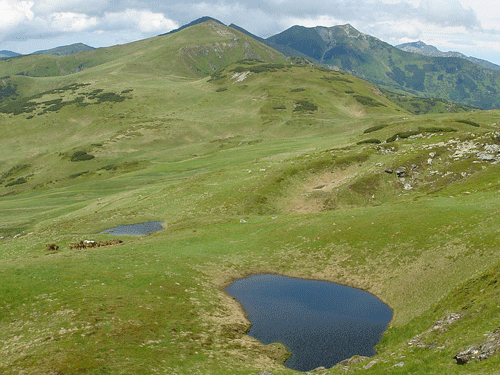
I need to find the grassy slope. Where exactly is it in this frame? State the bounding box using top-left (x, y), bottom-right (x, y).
top-left (1, 23), bottom-right (500, 374)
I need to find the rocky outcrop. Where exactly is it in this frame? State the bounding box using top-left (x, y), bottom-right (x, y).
top-left (454, 328), bottom-right (500, 364)
top-left (338, 355), bottom-right (369, 366)
top-left (395, 168), bottom-right (407, 178)
top-left (431, 313), bottom-right (463, 332)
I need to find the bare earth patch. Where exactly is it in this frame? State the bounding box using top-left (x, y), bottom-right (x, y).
top-left (279, 168), bottom-right (358, 214)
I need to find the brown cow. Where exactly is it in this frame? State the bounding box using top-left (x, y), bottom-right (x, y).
top-left (46, 244), bottom-right (59, 251)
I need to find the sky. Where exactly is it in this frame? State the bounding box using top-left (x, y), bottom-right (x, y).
top-left (1, 0), bottom-right (500, 65)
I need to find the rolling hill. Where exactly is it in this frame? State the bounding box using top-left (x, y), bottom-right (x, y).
top-left (1, 19), bottom-right (500, 375)
top-left (32, 43), bottom-right (95, 56)
top-left (266, 24), bottom-right (500, 110)
top-left (0, 20), bottom-right (285, 80)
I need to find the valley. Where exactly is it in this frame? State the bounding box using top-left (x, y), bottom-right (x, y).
top-left (0, 19), bottom-right (499, 374)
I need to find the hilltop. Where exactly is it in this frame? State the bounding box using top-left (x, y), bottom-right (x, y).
top-left (32, 43), bottom-right (95, 56)
top-left (0, 20), bottom-right (284, 80)
top-left (1, 19), bottom-right (500, 375)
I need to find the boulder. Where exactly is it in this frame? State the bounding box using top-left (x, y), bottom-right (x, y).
top-left (454, 345), bottom-right (481, 364)
top-left (364, 359), bottom-right (379, 369)
top-left (477, 152), bottom-right (496, 161)
top-left (454, 328), bottom-right (500, 364)
top-left (395, 169), bottom-right (407, 178)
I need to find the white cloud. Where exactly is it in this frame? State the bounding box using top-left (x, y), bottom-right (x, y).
top-left (417, 0), bottom-right (480, 29)
top-left (103, 9), bottom-right (178, 33)
top-left (34, 0), bottom-right (110, 15)
top-left (280, 15), bottom-right (348, 30)
top-left (368, 21), bottom-right (423, 44)
top-left (48, 12), bottom-right (98, 32)
top-left (0, 0), bottom-right (34, 30)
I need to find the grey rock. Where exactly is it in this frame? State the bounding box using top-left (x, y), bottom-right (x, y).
top-left (484, 144), bottom-right (500, 153)
top-left (454, 328), bottom-right (500, 364)
top-left (396, 169), bottom-right (407, 178)
top-left (364, 359), bottom-right (379, 369)
top-left (257, 372), bottom-right (274, 375)
top-left (338, 356), bottom-right (369, 366)
top-left (384, 169), bottom-right (393, 174)
top-left (432, 313), bottom-right (463, 332)
top-left (312, 367), bottom-right (327, 372)
top-left (477, 152), bottom-right (496, 161)
top-left (393, 362), bottom-right (404, 367)
top-left (454, 345), bottom-right (481, 364)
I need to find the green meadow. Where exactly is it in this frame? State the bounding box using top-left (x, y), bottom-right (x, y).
top-left (1, 21), bottom-right (500, 374)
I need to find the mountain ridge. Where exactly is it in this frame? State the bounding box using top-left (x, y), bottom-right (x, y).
top-left (160, 16), bottom-right (225, 36)
top-left (0, 50), bottom-right (21, 59)
top-left (397, 40), bottom-right (500, 71)
top-left (265, 24), bottom-right (500, 109)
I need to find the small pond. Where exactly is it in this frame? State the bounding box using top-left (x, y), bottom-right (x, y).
top-left (99, 221), bottom-right (164, 236)
top-left (226, 274), bottom-right (393, 372)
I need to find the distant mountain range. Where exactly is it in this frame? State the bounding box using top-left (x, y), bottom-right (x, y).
top-left (32, 43), bottom-right (95, 56)
top-left (3, 17), bottom-right (500, 110)
top-left (260, 24), bottom-right (500, 109)
top-left (396, 41), bottom-right (500, 71)
top-left (0, 43), bottom-right (94, 60)
top-left (0, 50), bottom-right (21, 59)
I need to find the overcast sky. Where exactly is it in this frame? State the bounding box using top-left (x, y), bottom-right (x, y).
top-left (2, 0), bottom-right (500, 65)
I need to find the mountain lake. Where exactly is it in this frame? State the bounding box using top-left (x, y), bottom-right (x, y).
top-left (99, 221), bottom-right (164, 236)
top-left (226, 274), bottom-right (393, 371)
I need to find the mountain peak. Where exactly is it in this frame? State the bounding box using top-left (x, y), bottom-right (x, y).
top-left (408, 41), bottom-right (428, 48)
top-left (161, 16), bottom-right (225, 36)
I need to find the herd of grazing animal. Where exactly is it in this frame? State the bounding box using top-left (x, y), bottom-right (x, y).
top-left (46, 239), bottom-right (122, 251)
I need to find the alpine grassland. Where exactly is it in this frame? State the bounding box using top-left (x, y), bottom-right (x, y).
top-left (1, 20), bottom-right (500, 374)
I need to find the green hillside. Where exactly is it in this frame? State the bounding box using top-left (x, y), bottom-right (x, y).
top-left (33, 43), bottom-right (96, 57)
top-left (1, 20), bottom-right (500, 375)
top-left (0, 20), bottom-right (285, 80)
top-left (267, 24), bottom-right (500, 110)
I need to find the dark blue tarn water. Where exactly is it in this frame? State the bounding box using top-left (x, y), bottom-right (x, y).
top-left (99, 221), bottom-right (164, 236)
top-left (226, 274), bottom-right (393, 372)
